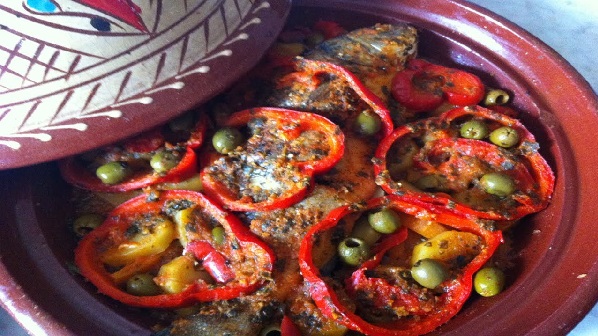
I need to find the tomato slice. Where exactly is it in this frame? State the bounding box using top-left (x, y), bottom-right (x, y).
top-left (121, 127), bottom-right (165, 153)
top-left (60, 146), bottom-right (198, 192)
top-left (391, 68), bottom-right (444, 111)
top-left (391, 59), bottom-right (485, 112)
top-left (299, 195), bottom-right (502, 336)
top-left (74, 190), bottom-right (275, 308)
top-left (424, 63), bottom-right (485, 106)
top-left (201, 107), bottom-right (345, 212)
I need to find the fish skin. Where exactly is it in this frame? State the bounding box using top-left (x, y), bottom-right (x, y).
top-left (305, 23), bottom-right (418, 74)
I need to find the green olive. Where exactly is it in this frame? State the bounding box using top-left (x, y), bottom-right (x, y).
top-left (484, 88), bottom-right (510, 106)
top-left (260, 324), bottom-right (282, 336)
top-left (460, 120), bottom-right (489, 139)
top-left (212, 226), bottom-right (225, 245)
top-left (126, 273), bottom-right (161, 296)
top-left (351, 216), bottom-right (382, 246)
top-left (474, 267), bottom-right (506, 297)
top-left (73, 213), bottom-right (104, 237)
top-left (150, 150), bottom-right (180, 174)
top-left (212, 127), bottom-right (243, 154)
top-left (411, 258), bottom-right (448, 289)
top-left (355, 110), bottom-right (382, 136)
top-left (96, 161), bottom-right (131, 185)
top-left (489, 126), bottom-right (519, 148)
top-left (368, 209), bottom-right (402, 234)
top-left (480, 173), bottom-right (515, 197)
top-left (338, 237), bottom-right (370, 266)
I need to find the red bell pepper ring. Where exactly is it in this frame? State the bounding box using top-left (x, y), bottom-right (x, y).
top-left (74, 190), bottom-right (275, 308)
top-left (278, 58), bottom-right (395, 139)
top-left (373, 105), bottom-right (555, 221)
top-left (60, 114), bottom-right (207, 192)
top-left (60, 146), bottom-right (198, 193)
top-left (299, 195), bottom-right (503, 336)
top-left (391, 59), bottom-right (485, 112)
top-left (346, 228), bottom-right (439, 317)
top-left (201, 107), bottom-right (345, 212)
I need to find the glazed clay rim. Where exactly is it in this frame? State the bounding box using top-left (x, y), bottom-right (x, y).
top-left (436, 1), bottom-right (598, 334)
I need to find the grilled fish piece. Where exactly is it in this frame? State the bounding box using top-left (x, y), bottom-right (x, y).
top-left (305, 23), bottom-right (418, 101)
top-left (220, 24), bottom-right (418, 124)
top-left (305, 23), bottom-right (418, 76)
top-left (165, 300), bottom-right (281, 336)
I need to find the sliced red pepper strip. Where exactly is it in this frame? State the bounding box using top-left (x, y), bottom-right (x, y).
top-left (277, 58), bottom-right (395, 138)
top-left (281, 315), bottom-right (303, 336)
top-left (299, 195), bottom-right (503, 336)
top-left (391, 59), bottom-right (485, 112)
top-left (74, 190), bottom-right (275, 308)
top-left (185, 240), bottom-right (235, 284)
top-left (201, 107), bottom-right (345, 212)
top-left (373, 105), bottom-right (555, 221)
top-left (60, 114), bottom-right (207, 192)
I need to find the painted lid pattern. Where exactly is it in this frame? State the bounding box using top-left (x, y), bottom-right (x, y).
top-left (0, 0), bottom-right (289, 169)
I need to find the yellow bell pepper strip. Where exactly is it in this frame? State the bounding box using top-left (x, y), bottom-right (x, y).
top-left (299, 195), bottom-right (503, 336)
top-left (75, 190), bottom-right (275, 308)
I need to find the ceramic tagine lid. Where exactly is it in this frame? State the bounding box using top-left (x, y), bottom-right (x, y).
top-left (0, 0), bottom-right (291, 169)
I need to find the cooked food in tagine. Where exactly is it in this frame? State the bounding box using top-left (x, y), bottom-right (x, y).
top-left (61, 21), bottom-right (555, 336)
top-left (60, 113), bottom-right (208, 193)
